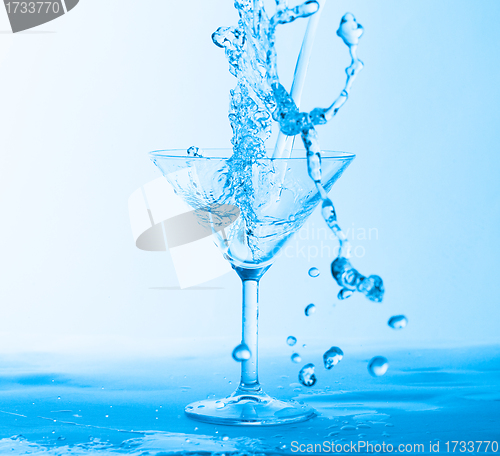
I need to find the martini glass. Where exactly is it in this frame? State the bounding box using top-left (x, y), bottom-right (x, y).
top-left (150, 149), bottom-right (354, 425)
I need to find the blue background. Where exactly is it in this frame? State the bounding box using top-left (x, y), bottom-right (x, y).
top-left (0, 0), bottom-right (499, 357)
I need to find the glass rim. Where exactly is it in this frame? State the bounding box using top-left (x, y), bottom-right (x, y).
top-left (149, 148), bottom-right (356, 161)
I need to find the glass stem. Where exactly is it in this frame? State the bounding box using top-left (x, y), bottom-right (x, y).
top-left (239, 278), bottom-right (261, 393)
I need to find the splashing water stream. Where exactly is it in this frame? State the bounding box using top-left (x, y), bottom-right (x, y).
top-left (213, 0), bottom-right (384, 302)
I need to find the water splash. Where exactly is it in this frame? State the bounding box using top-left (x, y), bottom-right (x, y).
top-left (368, 356), bottom-right (389, 377)
top-left (323, 346), bottom-right (344, 369)
top-left (214, 3), bottom-right (384, 302)
top-left (299, 363), bottom-right (317, 387)
top-left (388, 315), bottom-right (408, 330)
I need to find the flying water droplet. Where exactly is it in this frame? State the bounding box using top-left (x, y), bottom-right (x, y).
top-left (232, 343), bottom-right (251, 362)
top-left (299, 363), bottom-right (317, 387)
top-left (287, 336), bottom-right (297, 346)
top-left (305, 304), bottom-right (316, 316)
top-left (291, 353), bottom-right (302, 363)
top-left (323, 346), bottom-right (344, 369)
top-left (388, 315), bottom-right (407, 330)
top-left (308, 267), bottom-right (320, 278)
top-left (187, 146), bottom-right (203, 157)
top-left (368, 356), bottom-right (389, 377)
top-left (337, 13), bottom-right (364, 47)
top-left (338, 288), bottom-right (353, 300)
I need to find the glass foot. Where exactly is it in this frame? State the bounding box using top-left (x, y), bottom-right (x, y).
top-left (185, 390), bottom-right (316, 426)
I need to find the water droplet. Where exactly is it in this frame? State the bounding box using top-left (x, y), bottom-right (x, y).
top-left (323, 347), bottom-right (344, 369)
top-left (215, 401), bottom-right (225, 409)
top-left (338, 288), bottom-right (353, 300)
top-left (357, 423), bottom-right (371, 429)
top-left (232, 343), bottom-right (251, 362)
top-left (368, 356), bottom-right (389, 377)
top-left (388, 315), bottom-right (407, 330)
top-left (341, 425), bottom-right (357, 431)
top-left (328, 431), bottom-right (339, 437)
top-left (222, 435), bottom-right (229, 441)
top-left (291, 353), bottom-right (302, 363)
top-left (305, 304), bottom-right (316, 316)
top-left (287, 336), bottom-right (297, 346)
top-left (308, 267), bottom-right (320, 278)
top-left (187, 146), bottom-right (203, 157)
top-left (337, 13), bottom-right (364, 47)
top-left (298, 363), bottom-right (317, 387)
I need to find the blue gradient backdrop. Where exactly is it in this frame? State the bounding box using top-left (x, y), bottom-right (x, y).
top-left (0, 0), bottom-right (499, 357)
